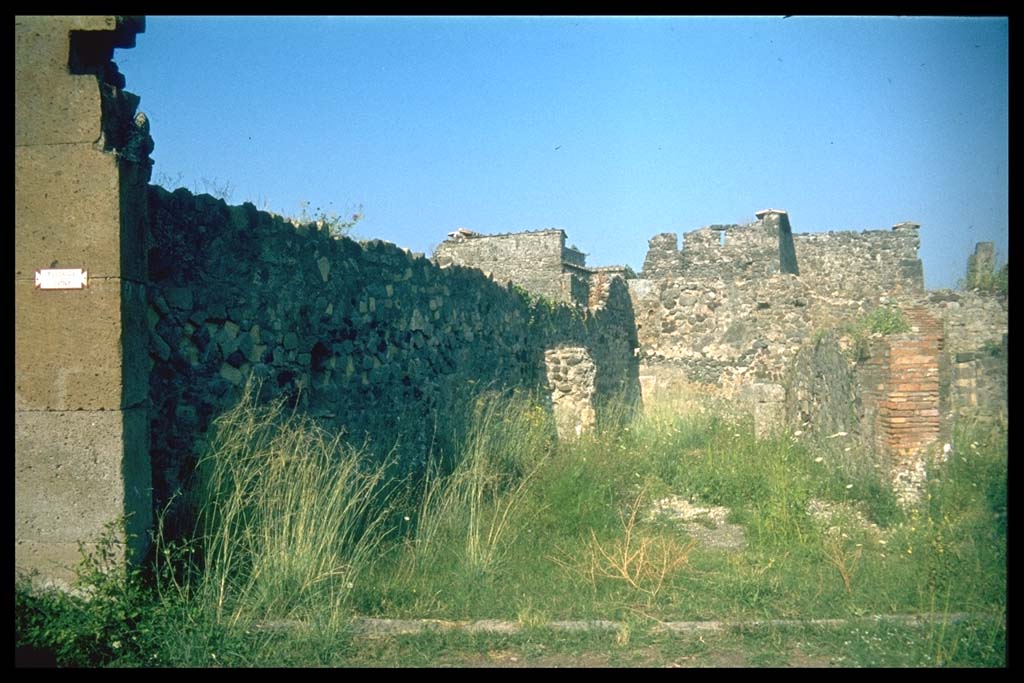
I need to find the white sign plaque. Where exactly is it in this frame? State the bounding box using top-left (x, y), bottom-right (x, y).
top-left (35, 268), bottom-right (88, 290)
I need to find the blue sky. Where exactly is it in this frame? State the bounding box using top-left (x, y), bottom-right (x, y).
top-left (116, 15), bottom-right (1008, 290)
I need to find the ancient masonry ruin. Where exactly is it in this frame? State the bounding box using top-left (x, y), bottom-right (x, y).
top-left (432, 212), bottom-right (1006, 505)
top-left (15, 16), bottom-right (1007, 586)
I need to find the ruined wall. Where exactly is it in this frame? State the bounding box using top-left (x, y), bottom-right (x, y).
top-left (680, 223), bottom-right (780, 280)
top-left (641, 213), bottom-right (922, 297)
top-left (632, 213), bottom-right (929, 398)
top-left (786, 332), bottom-right (867, 447)
top-left (793, 223), bottom-right (924, 300)
top-left (434, 229), bottom-right (588, 305)
top-left (631, 210), bottom-right (961, 505)
top-left (15, 16), bottom-right (152, 587)
top-left (964, 241), bottom-right (1004, 290)
top-left (783, 313), bottom-right (945, 505)
top-left (146, 188), bottom-right (640, 530)
top-left (927, 290), bottom-right (1007, 355)
top-left (947, 347), bottom-right (1008, 427)
top-left (926, 288), bottom-right (1008, 426)
top-left (629, 273), bottom-right (816, 397)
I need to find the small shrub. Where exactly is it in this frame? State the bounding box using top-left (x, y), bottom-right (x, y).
top-left (846, 305), bottom-right (910, 361)
top-left (862, 306), bottom-right (910, 336)
top-left (15, 519), bottom-right (173, 667)
top-left (293, 200), bottom-right (362, 238)
top-left (574, 488), bottom-right (696, 604)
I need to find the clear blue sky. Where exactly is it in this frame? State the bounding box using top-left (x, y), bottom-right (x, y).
top-left (116, 15), bottom-right (1008, 290)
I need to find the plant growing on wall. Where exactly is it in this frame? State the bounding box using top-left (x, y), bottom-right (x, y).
top-left (963, 261), bottom-right (1008, 296)
top-left (861, 306), bottom-right (911, 336)
top-left (846, 305), bottom-right (911, 362)
top-left (295, 200), bottom-right (363, 239)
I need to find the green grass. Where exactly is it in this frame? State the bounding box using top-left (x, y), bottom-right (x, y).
top-left (16, 386), bottom-right (1006, 667)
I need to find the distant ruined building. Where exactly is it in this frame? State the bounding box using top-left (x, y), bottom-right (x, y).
top-left (15, 15), bottom-right (1006, 587)
top-left (435, 209), bottom-right (1006, 506)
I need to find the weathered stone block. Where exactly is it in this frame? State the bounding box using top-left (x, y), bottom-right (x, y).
top-left (164, 287), bottom-right (194, 310)
top-left (15, 17), bottom-right (119, 146)
top-left (15, 407), bottom-right (150, 583)
top-left (220, 363), bottom-right (243, 385)
top-left (15, 145), bottom-right (124, 277)
top-left (15, 279), bottom-right (128, 410)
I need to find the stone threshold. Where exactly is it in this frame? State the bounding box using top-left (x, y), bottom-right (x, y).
top-left (254, 611), bottom-right (995, 637)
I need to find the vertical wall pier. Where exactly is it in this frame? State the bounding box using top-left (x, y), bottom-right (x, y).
top-left (878, 306), bottom-right (944, 506)
top-left (964, 241), bottom-right (997, 289)
top-left (544, 346), bottom-right (597, 440)
top-left (891, 222), bottom-right (925, 294)
top-left (641, 233), bottom-right (683, 279)
top-left (15, 16), bottom-right (151, 588)
top-left (755, 208), bottom-right (799, 275)
top-left (746, 382), bottom-right (786, 439)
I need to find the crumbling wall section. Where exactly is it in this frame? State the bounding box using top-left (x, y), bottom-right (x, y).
top-left (434, 229), bottom-right (578, 304)
top-left (681, 222), bottom-right (781, 281)
top-left (639, 215), bottom-right (924, 302)
top-left (641, 233), bottom-right (683, 279)
top-left (927, 288), bottom-right (1008, 426)
top-left (544, 346), bottom-right (596, 440)
top-left (793, 223), bottom-right (924, 300)
top-left (629, 273), bottom-right (816, 397)
top-left (785, 332), bottom-right (867, 447)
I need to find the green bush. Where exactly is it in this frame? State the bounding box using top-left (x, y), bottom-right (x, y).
top-left (15, 520), bottom-right (187, 667)
top-left (846, 305), bottom-right (910, 361)
top-left (293, 200), bottom-right (362, 238)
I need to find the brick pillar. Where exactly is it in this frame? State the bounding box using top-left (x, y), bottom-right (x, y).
top-left (15, 16), bottom-right (151, 588)
top-left (879, 307), bottom-right (943, 506)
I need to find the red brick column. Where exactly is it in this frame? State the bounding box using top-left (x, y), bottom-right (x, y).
top-left (878, 307), bottom-right (943, 504)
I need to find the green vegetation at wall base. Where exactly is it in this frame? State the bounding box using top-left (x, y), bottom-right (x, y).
top-left (16, 391), bottom-right (1006, 667)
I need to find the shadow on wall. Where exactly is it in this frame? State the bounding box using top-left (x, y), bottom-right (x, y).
top-left (586, 276), bottom-right (643, 421)
top-left (145, 186), bottom-right (641, 538)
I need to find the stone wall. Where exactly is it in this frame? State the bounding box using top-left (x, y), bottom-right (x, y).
top-left (785, 332), bottom-right (867, 447)
top-left (927, 289), bottom-right (1007, 356)
top-left (434, 229), bottom-right (589, 305)
top-left (146, 188), bottom-right (640, 531)
top-left (631, 212), bottom-right (928, 401)
top-left (928, 289), bottom-right (1008, 426)
top-left (629, 273), bottom-right (816, 395)
top-left (629, 209), bottom-right (988, 506)
top-left (964, 241), bottom-right (1003, 290)
top-left (15, 15), bottom-right (152, 587)
top-left (792, 223), bottom-right (924, 300)
top-left (640, 212), bottom-right (923, 299)
top-left (640, 214), bottom-right (923, 323)
top-left (681, 224), bottom-right (777, 280)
